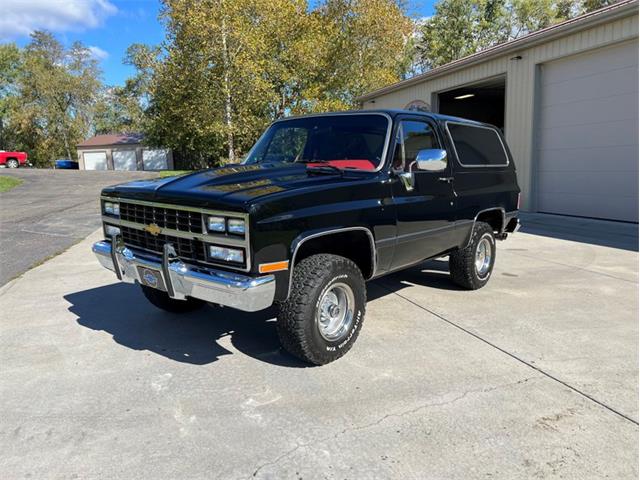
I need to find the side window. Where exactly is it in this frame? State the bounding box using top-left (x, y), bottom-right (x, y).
top-left (447, 123), bottom-right (508, 166)
top-left (392, 120), bottom-right (440, 172)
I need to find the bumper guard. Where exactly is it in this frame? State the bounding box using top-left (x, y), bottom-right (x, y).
top-left (92, 239), bottom-right (275, 312)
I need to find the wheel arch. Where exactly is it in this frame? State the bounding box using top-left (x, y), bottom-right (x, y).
top-left (465, 207), bottom-right (505, 247)
top-left (287, 227), bottom-right (376, 297)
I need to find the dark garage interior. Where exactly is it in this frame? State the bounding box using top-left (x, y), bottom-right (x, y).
top-left (437, 77), bottom-right (506, 130)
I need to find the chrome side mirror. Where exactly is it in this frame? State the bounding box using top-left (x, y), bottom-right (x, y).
top-left (415, 149), bottom-right (447, 172)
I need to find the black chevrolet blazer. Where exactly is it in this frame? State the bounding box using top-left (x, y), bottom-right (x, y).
top-left (95, 110), bottom-right (520, 364)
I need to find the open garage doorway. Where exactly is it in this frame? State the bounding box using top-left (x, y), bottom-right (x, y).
top-left (436, 77), bottom-right (506, 130)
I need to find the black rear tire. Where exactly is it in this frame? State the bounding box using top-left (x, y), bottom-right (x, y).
top-left (140, 285), bottom-right (206, 313)
top-left (277, 253), bottom-right (366, 365)
top-left (6, 159), bottom-right (19, 168)
top-left (449, 222), bottom-right (496, 290)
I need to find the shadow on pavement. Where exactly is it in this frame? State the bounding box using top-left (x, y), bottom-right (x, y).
top-left (65, 282), bottom-right (308, 368)
top-left (519, 212), bottom-right (638, 251)
top-left (369, 258), bottom-right (462, 301)
top-left (67, 259), bottom-right (461, 365)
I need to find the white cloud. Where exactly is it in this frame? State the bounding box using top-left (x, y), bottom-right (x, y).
top-left (0, 0), bottom-right (117, 40)
top-left (88, 45), bottom-right (109, 60)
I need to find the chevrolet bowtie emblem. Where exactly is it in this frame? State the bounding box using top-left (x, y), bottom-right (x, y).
top-left (144, 223), bottom-right (162, 236)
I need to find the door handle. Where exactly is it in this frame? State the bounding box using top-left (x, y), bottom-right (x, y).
top-left (438, 177), bottom-right (454, 184)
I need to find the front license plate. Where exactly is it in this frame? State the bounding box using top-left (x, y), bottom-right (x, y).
top-left (137, 267), bottom-right (167, 291)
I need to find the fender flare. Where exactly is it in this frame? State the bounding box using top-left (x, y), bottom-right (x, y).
top-left (287, 226), bottom-right (377, 298)
top-left (465, 207), bottom-right (506, 247)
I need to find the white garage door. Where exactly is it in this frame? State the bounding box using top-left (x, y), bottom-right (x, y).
top-left (83, 151), bottom-right (108, 170)
top-left (142, 149), bottom-right (168, 170)
top-left (113, 150), bottom-right (137, 171)
top-left (536, 41), bottom-right (639, 222)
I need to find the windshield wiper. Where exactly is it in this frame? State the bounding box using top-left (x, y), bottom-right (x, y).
top-left (297, 159), bottom-right (344, 175)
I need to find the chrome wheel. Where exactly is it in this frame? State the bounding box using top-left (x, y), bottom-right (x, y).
top-left (6, 159), bottom-right (18, 168)
top-left (475, 236), bottom-right (492, 278)
top-left (316, 282), bottom-right (355, 341)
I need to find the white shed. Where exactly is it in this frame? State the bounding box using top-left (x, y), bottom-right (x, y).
top-left (76, 134), bottom-right (174, 172)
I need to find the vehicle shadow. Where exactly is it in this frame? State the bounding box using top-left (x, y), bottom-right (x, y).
top-left (518, 212), bottom-right (638, 252)
top-left (368, 258), bottom-right (463, 301)
top-left (66, 259), bottom-right (458, 367)
top-left (64, 283), bottom-right (308, 368)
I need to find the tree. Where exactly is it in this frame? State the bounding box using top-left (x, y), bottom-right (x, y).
top-left (416, 0), bottom-right (591, 69)
top-left (145, 0), bottom-right (283, 165)
top-left (0, 43), bottom-right (22, 149)
top-left (94, 44), bottom-right (159, 135)
top-left (4, 31), bottom-right (102, 166)
top-left (306, 0), bottom-right (413, 111)
top-left (582, 0), bottom-right (620, 12)
top-left (417, 0), bottom-right (481, 70)
top-left (143, 0), bottom-right (412, 166)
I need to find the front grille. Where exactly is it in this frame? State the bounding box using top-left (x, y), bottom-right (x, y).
top-left (121, 226), bottom-right (207, 263)
top-left (120, 202), bottom-right (203, 234)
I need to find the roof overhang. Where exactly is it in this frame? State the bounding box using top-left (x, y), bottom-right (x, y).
top-left (357, 0), bottom-right (638, 103)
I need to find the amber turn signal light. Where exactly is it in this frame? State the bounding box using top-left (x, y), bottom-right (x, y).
top-left (259, 261), bottom-right (289, 274)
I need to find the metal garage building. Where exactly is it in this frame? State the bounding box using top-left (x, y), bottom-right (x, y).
top-left (76, 134), bottom-right (174, 171)
top-left (358, 0), bottom-right (639, 222)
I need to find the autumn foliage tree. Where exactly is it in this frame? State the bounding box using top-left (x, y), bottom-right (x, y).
top-left (144, 0), bottom-right (412, 167)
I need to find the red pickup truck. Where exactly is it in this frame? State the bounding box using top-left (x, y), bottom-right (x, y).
top-left (0, 151), bottom-right (28, 168)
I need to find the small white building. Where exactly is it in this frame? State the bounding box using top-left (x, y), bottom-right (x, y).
top-left (359, 0), bottom-right (639, 222)
top-left (76, 134), bottom-right (174, 171)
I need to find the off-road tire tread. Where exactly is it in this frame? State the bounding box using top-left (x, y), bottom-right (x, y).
top-left (449, 222), bottom-right (495, 290)
top-left (140, 285), bottom-right (205, 313)
top-left (277, 254), bottom-right (365, 365)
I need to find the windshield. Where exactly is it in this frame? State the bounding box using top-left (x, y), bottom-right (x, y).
top-left (244, 114), bottom-right (389, 171)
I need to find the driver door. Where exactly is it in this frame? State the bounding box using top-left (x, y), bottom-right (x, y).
top-left (389, 117), bottom-right (456, 270)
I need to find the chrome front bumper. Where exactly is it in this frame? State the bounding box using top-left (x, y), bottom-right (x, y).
top-left (92, 240), bottom-right (275, 312)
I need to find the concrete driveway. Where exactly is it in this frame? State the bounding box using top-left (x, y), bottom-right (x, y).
top-left (0, 216), bottom-right (637, 479)
top-left (0, 169), bottom-right (156, 285)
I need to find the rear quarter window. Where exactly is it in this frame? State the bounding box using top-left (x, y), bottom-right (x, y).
top-left (447, 122), bottom-right (508, 167)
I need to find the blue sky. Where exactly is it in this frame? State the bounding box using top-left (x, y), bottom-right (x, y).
top-left (1, 0), bottom-right (436, 86)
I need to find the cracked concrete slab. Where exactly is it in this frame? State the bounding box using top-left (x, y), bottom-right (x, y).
top-left (379, 232), bottom-right (639, 422)
top-left (0, 218), bottom-right (637, 479)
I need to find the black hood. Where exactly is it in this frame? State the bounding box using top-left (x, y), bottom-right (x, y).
top-left (102, 163), bottom-right (375, 211)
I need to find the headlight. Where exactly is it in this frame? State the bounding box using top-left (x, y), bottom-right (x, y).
top-left (104, 201), bottom-right (119, 216)
top-left (209, 245), bottom-right (244, 263)
top-left (207, 216), bottom-right (226, 232)
top-left (105, 225), bottom-right (121, 236)
top-left (227, 218), bottom-right (246, 235)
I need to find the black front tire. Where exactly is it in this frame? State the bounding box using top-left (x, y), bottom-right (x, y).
top-left (449, 222), bottom-right (496, 290)
top-left (140, 285), bottom-right (206, 313)
top-left (277, 254), bottom-right (366, 365)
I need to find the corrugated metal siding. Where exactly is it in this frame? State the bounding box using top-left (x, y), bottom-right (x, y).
top-left (362, 14), bottom-right (639, 211)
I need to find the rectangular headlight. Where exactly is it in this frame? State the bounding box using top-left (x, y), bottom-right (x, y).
top-left (105, 225), bottom-right (121, 236)
top-left (227, 218), bottom-right (245, 235)
top-left (104, 201), bottom-right (119, 216)
top-left (207, 216), bottom-right (226, 232)
top-left (209, 245), bottom-right (244, 263)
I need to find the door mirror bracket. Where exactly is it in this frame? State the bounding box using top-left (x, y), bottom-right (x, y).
top-left (398, 172), bottom-right (414, 192)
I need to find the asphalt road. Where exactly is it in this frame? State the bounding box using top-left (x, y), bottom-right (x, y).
top-left (0, 169), bottom-right (156, 285)
top-left (1, 216), bottom-right (637, 479)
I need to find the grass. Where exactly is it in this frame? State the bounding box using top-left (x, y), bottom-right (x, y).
top-left (158, 170), bottom-right (191, 178)
top-left (0, 176), bottom-right (23, 193)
